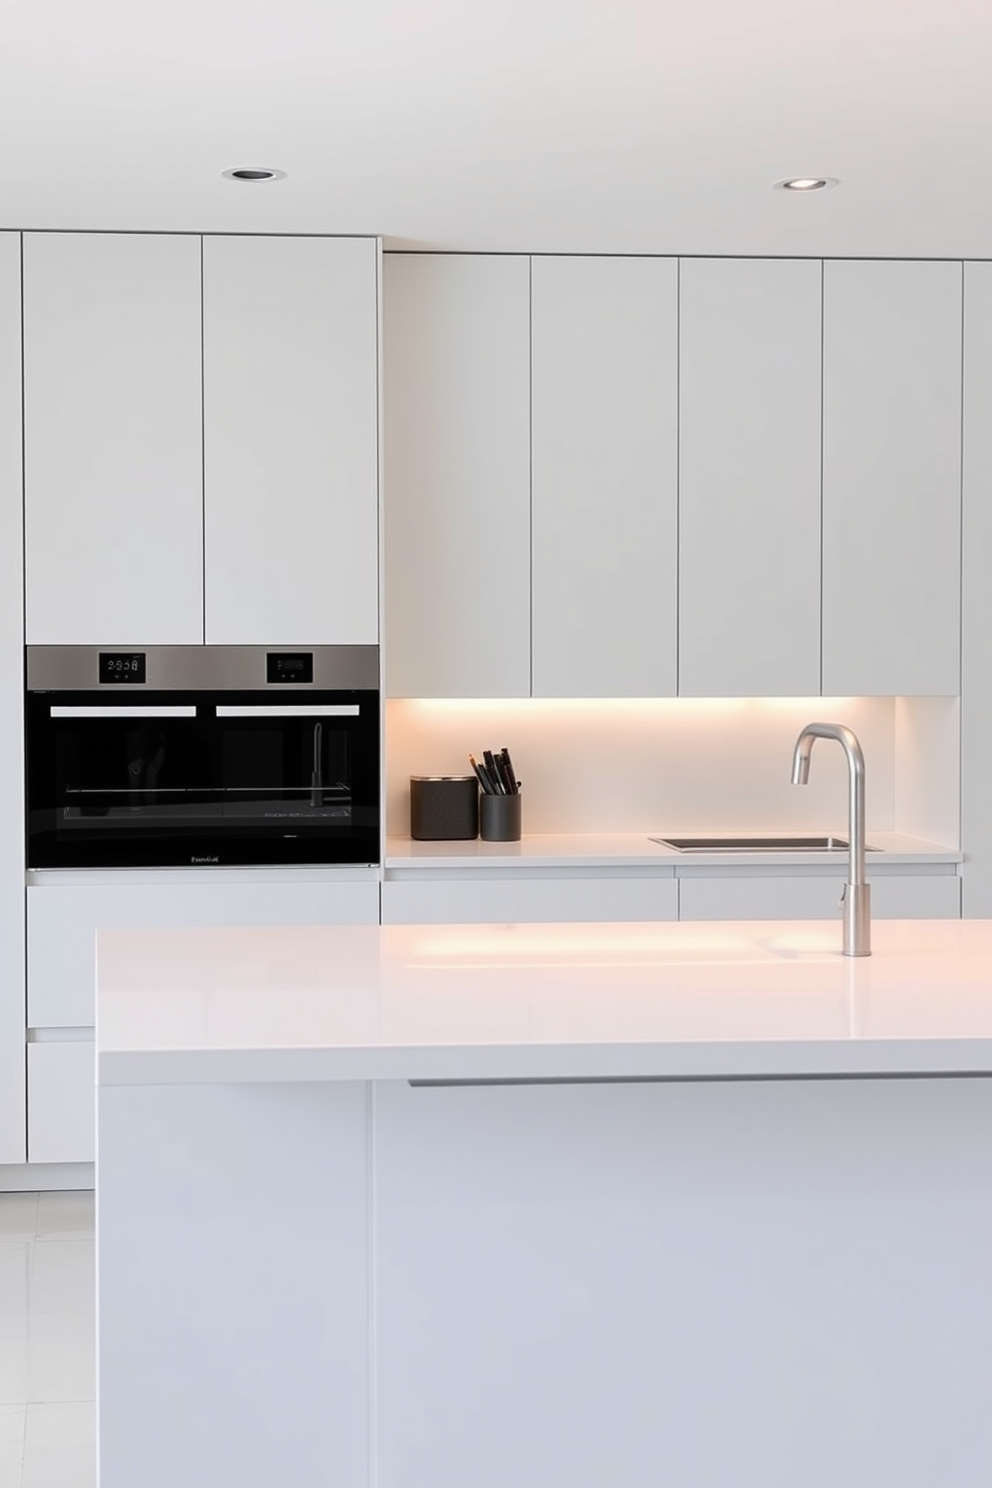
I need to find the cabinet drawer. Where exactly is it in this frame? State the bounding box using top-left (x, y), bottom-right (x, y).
top-left (678, 873), bottom-right (960, 922)
top-left (28, 880), bottom-right (380, 1027)
top-left (382, 877), bottom-right (677, 925)
top-left (28, 1042), bottom-right (94, 1165)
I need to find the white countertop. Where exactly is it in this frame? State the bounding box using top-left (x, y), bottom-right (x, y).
top-left (384, 831), bottom-right (961, 870)
top-left (97, 918), bottom-right (992, 1086)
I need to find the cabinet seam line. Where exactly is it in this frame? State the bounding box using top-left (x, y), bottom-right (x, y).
top-left (675, 257), bottom-right (681, 698)
top-left (200, 236), bottom-right (206, 644)
top-left (959, 261), bottom-right (965, 885)
top-left (529, 255), bottom-right (534, 699)
top-left (819, 259), bottom-right (825, 697)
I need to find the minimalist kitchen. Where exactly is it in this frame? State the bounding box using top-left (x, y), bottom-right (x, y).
top-left (4, 7), bottom-right (992, 1481)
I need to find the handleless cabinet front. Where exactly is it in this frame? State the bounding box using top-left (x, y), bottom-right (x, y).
top-left (678, 258), bottom-right (822, 697)
top-left (384, 254), bottom-right (531, 697)
top-left (202, 236), bottom-right (379, 646)
top-left (23, 232), bottom-right (204, 644)
top-left (531, 256), bottom-right (678, 697)
top-left (822, 260), bottom-right (962, 696)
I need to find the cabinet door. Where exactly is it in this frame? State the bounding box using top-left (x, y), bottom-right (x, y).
top-left (678, 873), bottom-right (960, 921)
top-left (28, 1043), bottom-right (94, 1164)
top-left (822, 261), bottom-right (962, 695)
top-left (679, 259), bottom-right (822, 697)
top-left (23, 233), bottom-right (203, 644)
top-left (382, 876), bottom-right (678, 925)
top-left (384, 254), bottom-right (530, 697)
top-left (28, 879), bottom-right (380, 1028)
top-left (531, 257), bottom-right (678, 696)
top-left (203, 236), bottom-right (379, 645)
top-left (0, 232), bottom-right (25, 1163)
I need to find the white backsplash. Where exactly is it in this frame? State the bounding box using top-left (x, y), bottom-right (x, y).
top-left (384, 696), bottom-right (946, 839)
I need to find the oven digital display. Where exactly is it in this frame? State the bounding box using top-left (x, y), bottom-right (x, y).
top-left (98, 652), bottom-right (146, 684)
top-left (266, 652), bottom-right (314, 684)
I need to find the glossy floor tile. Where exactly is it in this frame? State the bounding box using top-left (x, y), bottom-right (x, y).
top-left (0, 1193), bottom-right (94, 1488)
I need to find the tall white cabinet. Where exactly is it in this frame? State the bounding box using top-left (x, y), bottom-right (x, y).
top-left (531, 256), bottom-right (678, 697)
top-left (678, 259), bottom-right (822, 697)
top-left (202, 236), bottom-right (379, 645)
top-left (23, 233), bottom-right (204, 644)
top-left (822, 260), bottom-right (962, 696)
top-left (0, 233), bottom-right (25, 1165)
top-left (383, 254), bottom-right (531, 698)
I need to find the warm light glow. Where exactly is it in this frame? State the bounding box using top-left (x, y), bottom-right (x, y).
top-left (411, 925), bottom-right (776, 961)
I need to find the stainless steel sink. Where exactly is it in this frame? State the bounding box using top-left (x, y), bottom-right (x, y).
top-left (649, 835), bottom-right (880, 852)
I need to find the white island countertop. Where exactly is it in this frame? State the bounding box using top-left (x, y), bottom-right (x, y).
top-left (97, 918), bottom-right (992, 1086)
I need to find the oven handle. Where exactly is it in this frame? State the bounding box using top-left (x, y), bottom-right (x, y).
top-left (49, 705), bottom-right (198, 719)
top-left (214, 705), bottom-right (361, 718)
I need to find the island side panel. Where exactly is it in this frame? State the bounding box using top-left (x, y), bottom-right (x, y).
top-left (98, 1081), bottom-right (371, 1488)
top-left (374, 1077), bottom-right (992, 1488)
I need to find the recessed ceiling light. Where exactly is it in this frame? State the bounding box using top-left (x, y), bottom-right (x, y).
top-left (221, 167), bottom-right (287, 183)
top-left (773, 177), bottom-right (839, 192)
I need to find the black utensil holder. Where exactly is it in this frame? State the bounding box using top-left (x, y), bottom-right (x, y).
top-left (480, 792), bottom-right (522, 842)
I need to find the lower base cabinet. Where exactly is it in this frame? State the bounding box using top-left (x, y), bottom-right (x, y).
top-left (25, 875), bottom-right (380, 1165)
top-left (28, 1042), bottom-right (95, 1165)
top-left (678, 872), bottom-right (960, 921)
top-left (382, 875), bottom-right (678, 924)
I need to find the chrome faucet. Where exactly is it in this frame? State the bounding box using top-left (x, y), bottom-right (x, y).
top-left (791, 722), bottom-right (871, 957)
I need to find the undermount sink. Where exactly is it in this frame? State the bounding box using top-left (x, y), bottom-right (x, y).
top-left (650, 835), bottom-right (880, 852)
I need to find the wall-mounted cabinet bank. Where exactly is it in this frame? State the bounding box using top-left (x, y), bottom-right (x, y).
top-left (23, 232), bottom-right (380, 647)
top-left (384, 253), bottom-right (962, 699)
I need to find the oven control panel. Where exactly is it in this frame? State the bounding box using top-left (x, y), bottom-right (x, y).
top-left (266, 652), bottom-right (314, 684)
top-left (98, 652), bottom-right (146, 684)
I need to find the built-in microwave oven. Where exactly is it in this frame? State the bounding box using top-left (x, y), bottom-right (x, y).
top-left (26, 645), bottom-right (380, 869)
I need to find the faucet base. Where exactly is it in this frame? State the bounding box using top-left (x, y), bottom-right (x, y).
top-left (842, 883), bottom-right (871, 957)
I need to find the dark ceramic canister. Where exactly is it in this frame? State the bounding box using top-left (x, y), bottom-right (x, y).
top-left (410, 776), bottom-right (479, 840)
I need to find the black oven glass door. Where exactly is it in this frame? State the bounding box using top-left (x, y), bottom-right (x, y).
top-left (26, 691), bottom-right (380, 868)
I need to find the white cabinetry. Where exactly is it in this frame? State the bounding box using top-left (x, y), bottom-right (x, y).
top-left (202, 236), bottom-right (379, 645)
top-left (382, 874), bottom-right (678, 925)
top-left (23, 232), bottom-right (204, 644)
top-left (28, 1043), bottom-right (94, 1166)
top-left (822, 260), bottom-right (962, 696)
top-left (963, 262), bottom-right (992, 917)
top-left (678, 871), bottom-right (960, 922)
top-left (384, 254), bottom-right (531, 697)
top-left (679, 259), bottom-right (822, 697)
top-left (0, 231), bottom-right (25, 1165)
top-left (531, 256), bottom-right (678, 697)
top-left (26, 876), bottom-right (379, 1164)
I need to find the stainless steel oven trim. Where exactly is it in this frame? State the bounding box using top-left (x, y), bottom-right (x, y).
top-left (50, 705), bottom-right (199, 718)
top-left (214, 704), bottom-right (361, 718)
top-left (26, 645), bottom-right (379, 691)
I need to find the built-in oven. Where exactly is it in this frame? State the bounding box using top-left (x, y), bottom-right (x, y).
top-left (26, 645), bottom-right (380, 869)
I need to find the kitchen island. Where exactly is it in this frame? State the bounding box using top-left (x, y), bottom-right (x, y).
top-left (97, 920), bottom-right (992, 1488)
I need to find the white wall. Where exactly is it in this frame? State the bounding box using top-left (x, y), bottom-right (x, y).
top-left (386, 696), bottom-right (906, 838)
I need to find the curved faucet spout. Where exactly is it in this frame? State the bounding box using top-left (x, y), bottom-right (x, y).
top-left (791, 722), bottom-right (870, 956)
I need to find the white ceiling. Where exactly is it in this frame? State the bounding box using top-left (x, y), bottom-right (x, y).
top-left (4, 0), bottom-right (992, 256)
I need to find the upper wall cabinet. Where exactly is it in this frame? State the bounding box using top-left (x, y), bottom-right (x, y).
top-left (678, 259), bottom-right (822, 697)
top-left (384, 254), bottom-right (530, 698)
top-left (531, 256), bottom-right (678, 697)
top-left (822, 260), bottom-right (962, 696)
top-left (24, 233), bottom-right (204, 645)
top-left (202, 236), bottom-right (379, 646)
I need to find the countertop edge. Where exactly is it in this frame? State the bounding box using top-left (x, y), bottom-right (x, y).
top-left (98, 1037), bottom-right (992, 1088)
